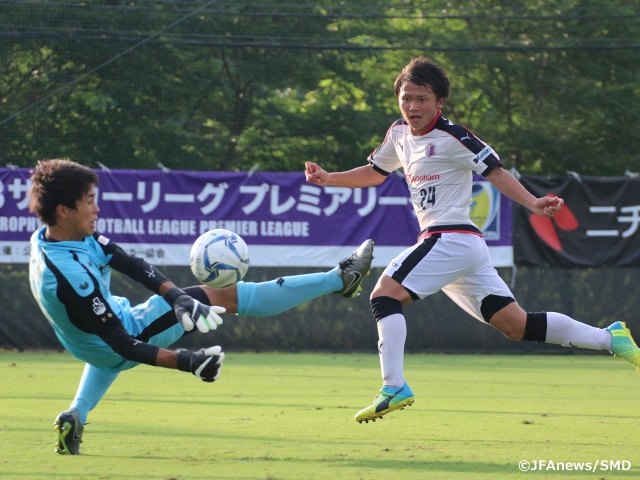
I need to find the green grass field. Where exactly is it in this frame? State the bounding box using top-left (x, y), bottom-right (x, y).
top-left (1, 351), bottom-right (639, 479)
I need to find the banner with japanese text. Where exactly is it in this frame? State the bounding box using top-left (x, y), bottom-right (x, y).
top-left (0, 168), bottom-right (513, 267)
top-left (514, 175), bottom-right (640, 267)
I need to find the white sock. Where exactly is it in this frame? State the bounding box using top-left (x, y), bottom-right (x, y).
top-left (545, 312), bottom-right (612, 351)
top-left (377, 313), bottom-right (406, 388)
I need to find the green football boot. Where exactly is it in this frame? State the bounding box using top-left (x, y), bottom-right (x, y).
top-left (606, 321), bottom-right (640, 372)
top-left (54, 408), bottom-right (84, 455)
top-left (354, 382), bottom-right (414, 423)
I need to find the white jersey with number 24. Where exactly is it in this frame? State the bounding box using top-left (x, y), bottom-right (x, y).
top-left (367, 113), bottom-right (503, 232)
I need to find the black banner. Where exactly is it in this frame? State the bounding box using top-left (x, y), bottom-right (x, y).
top-left (514, 175), bottom-right (640, 267)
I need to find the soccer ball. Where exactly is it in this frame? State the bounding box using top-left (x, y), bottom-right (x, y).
top-left (190, 229), bottom-right (250, 288)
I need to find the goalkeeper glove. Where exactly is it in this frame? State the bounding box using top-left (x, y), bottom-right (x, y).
top-left (163, 287), bottom-right (225, 333)
top-left (176, 346), bottom-right (225, 382)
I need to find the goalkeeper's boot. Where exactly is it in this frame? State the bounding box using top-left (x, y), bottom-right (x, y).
top-left (606, 321), bottom-right (640, 373)
top-left (354, 382), bottom-right (414, 423)
top-left (336, 239), bottom-right (374, 298)
top-left (54, 408), bottom-right (84, 455)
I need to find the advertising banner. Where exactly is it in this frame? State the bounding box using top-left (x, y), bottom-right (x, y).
top-left (0, 168), bottom-right (512, 267)
top-left (515, 175), bottom-right (640, 267)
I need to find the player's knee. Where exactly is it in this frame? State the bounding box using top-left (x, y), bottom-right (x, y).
top-left (489, 316), bottom-right (524, 340)
top-left (498, 323), bottom-right (524, 340)
top-left (370, 296), bottom-right (403, 322)
top-left (496, 311), bottom-right (547, 342)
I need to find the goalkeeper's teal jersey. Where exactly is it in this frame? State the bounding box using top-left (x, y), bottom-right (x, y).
top-left (29, 226), bottom-right (178, 372)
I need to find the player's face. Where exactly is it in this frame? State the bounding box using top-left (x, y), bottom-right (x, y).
top-left (398, 81), bottom-right (445, 136)
top-left (66, 186), bottom-right (100, 240)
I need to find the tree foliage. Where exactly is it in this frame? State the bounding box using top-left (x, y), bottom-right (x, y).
top-left (1, 0), bottom-right (639, 175)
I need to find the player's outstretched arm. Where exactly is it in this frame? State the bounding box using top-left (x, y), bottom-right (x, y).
top-left (305, 162), bottom-right (386, 188)
top-left (486, 167), bottom-right (563, 218)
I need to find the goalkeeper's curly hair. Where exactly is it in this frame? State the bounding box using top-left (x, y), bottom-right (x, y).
top-left (29, 159), bottom-right (99, 226)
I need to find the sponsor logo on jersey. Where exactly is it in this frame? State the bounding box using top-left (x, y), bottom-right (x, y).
top-left (425, 142), bottom-right (437, 157)
top-left (97, 235), bottom-right (110, 246)
top-left (92, 297), bottom-right (107, 315)
top-left (473, 146), bottom-right (493, 164)
top-left (79, 281), bottom-right (89, 290)
top-left (405, 173), bottom-right (440, 183)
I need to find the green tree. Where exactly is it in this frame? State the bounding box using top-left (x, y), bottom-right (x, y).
top-left (1, 0), bottom-right (639, 175)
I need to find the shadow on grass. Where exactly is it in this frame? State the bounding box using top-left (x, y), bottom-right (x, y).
top-left (3, 458), bottom-right (637, 478)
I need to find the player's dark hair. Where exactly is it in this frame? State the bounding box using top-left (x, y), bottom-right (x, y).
top-left (394, 57), bottom-right (450, 100)
top-left (29, 159), bottom-right (99, 226)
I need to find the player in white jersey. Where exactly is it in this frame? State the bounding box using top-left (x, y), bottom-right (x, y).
top-left (305, 56), bottom-right (640, 423)
top-left (369, 116), bottom-right (500, 231)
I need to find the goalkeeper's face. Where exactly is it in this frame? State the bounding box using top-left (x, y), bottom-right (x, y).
top-left (64, 186), bottom-right (100, 240)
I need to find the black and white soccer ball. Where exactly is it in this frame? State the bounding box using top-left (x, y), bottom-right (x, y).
top-left (190, 229), bottom-right (250, 288)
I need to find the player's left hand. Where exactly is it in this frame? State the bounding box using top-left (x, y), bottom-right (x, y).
top-left (532, 195), bottom-right (564, 217)
top-left (163, 287), bottom-right (225, 333)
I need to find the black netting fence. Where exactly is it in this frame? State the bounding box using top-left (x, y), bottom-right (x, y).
top-left (4, 263), bottom-right (638, 354)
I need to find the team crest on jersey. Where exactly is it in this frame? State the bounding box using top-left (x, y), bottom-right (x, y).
top-left (425, 142), bottom-right (437, 157)
top-left (92, 297), bottom-right (107, 315)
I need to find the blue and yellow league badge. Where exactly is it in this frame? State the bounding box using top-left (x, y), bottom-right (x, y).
top-left (470, 182), bottom-right (500, 240)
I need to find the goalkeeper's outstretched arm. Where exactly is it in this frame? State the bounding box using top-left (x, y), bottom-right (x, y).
top-left (67, 280), bottom-right (226, 382)
top-left (89, 304), bottom-right (225, 382)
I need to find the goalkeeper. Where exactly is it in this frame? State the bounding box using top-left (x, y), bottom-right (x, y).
top-left (28, 159), bottom-right (374, 455)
